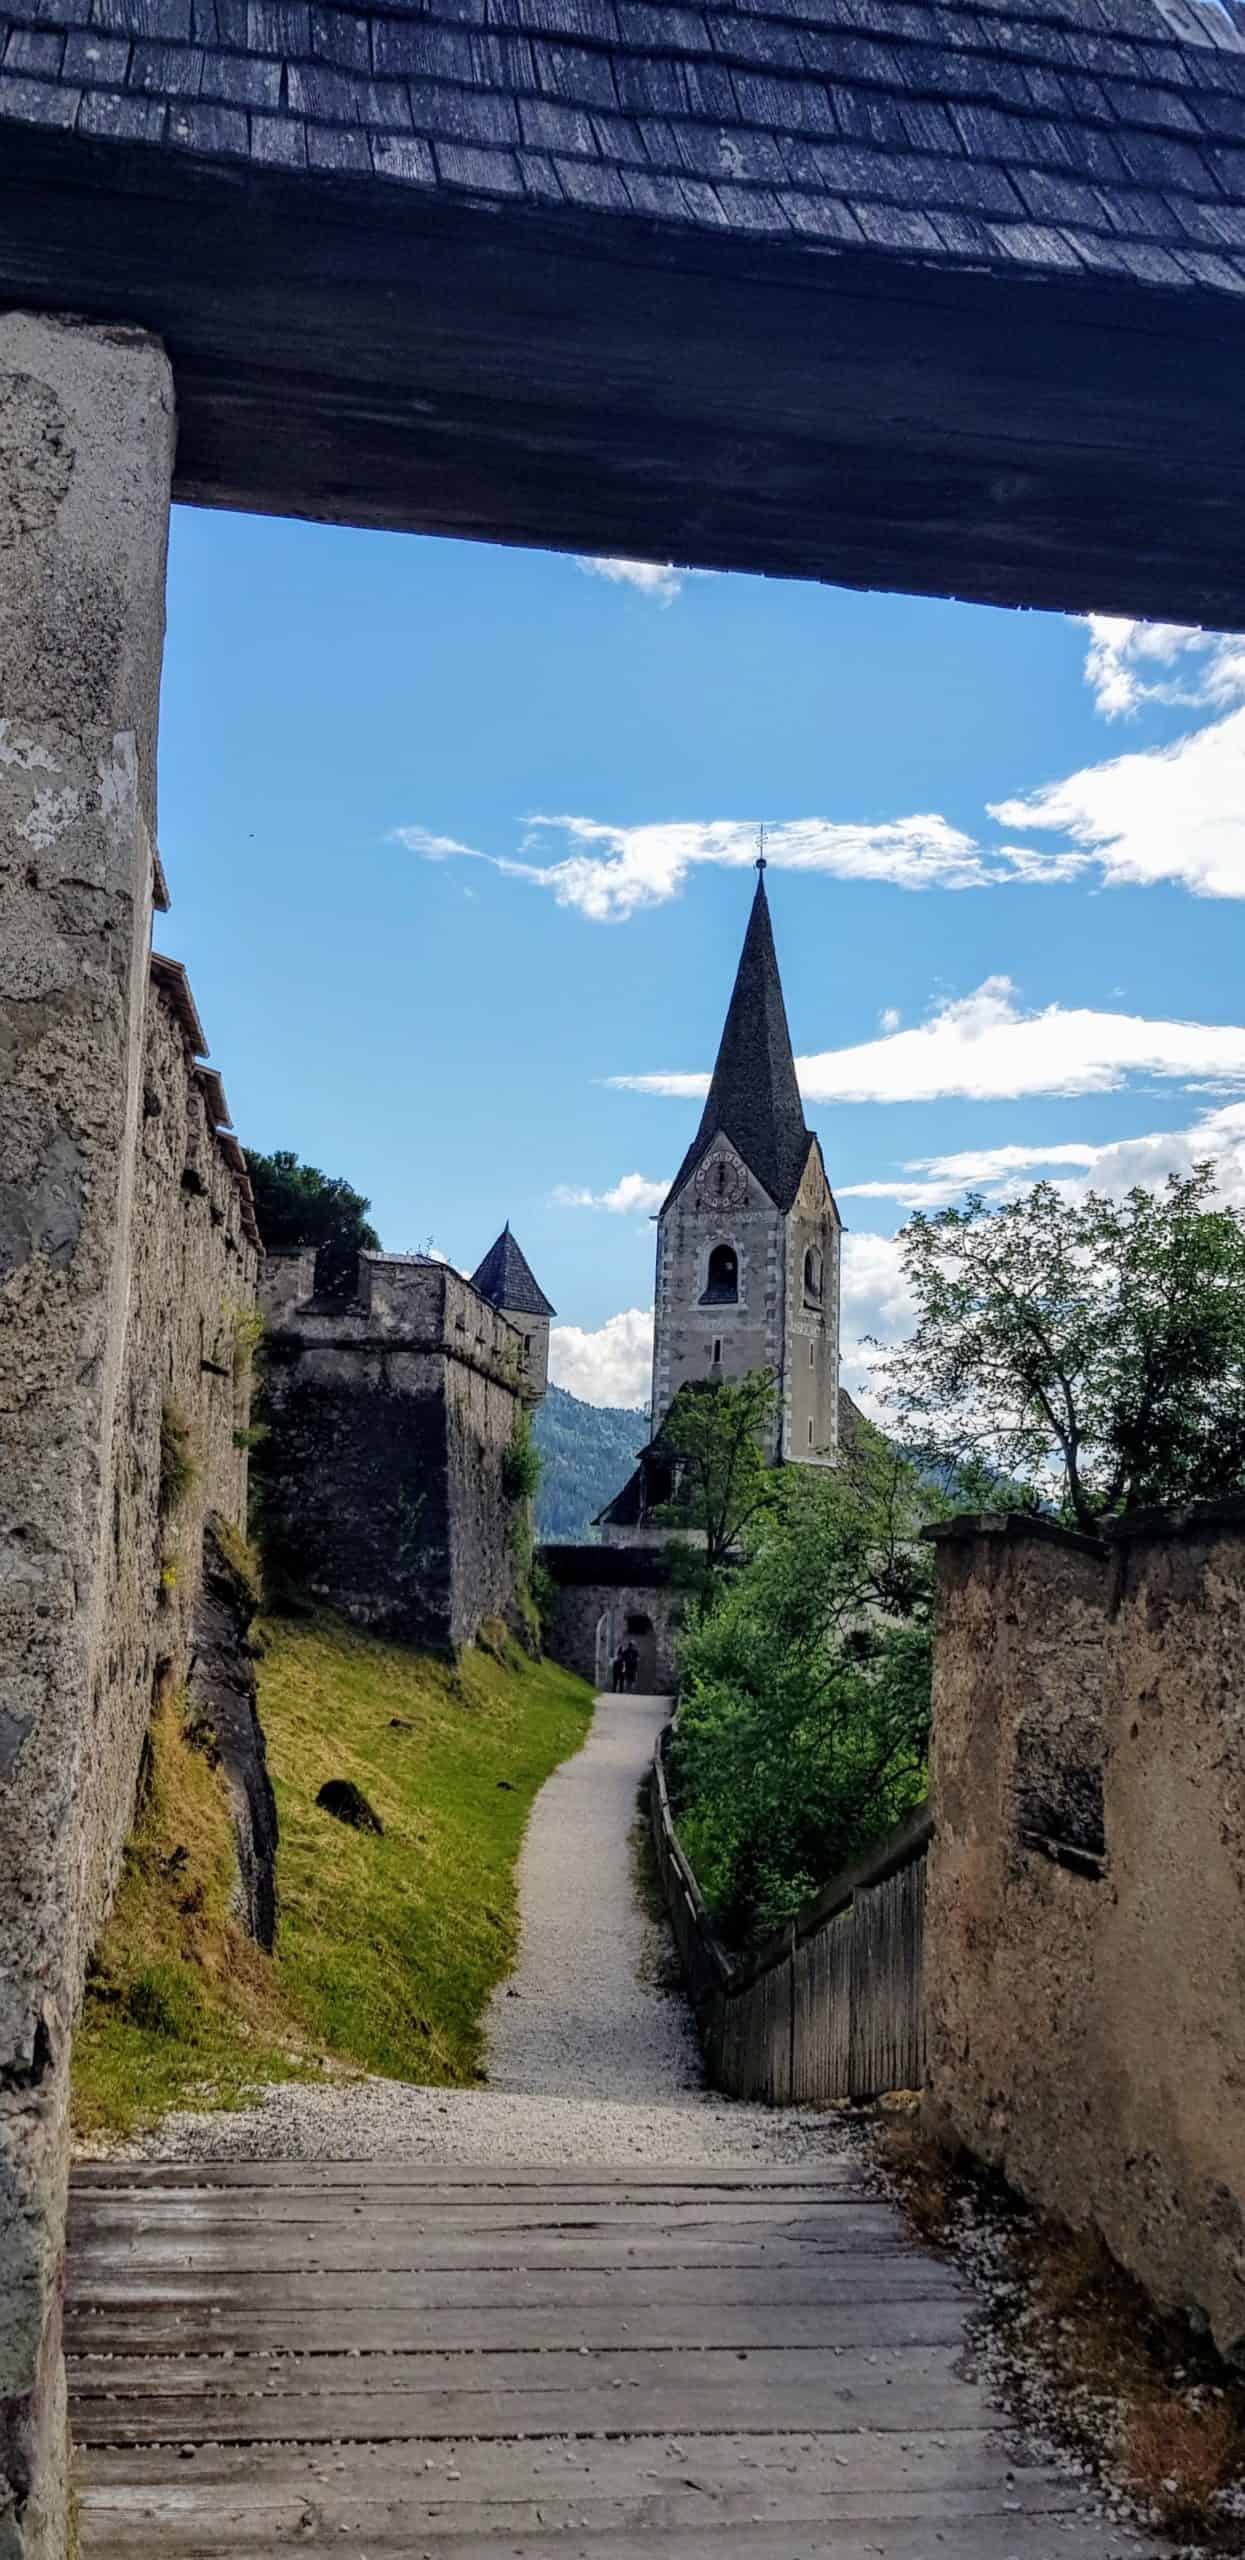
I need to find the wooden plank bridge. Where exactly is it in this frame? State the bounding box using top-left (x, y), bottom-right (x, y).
top-left (67, 2159), bottom-right (1157, 2556)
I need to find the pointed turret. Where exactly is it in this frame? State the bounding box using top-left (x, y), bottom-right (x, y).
top-left (471, 1223), bottom-right (554, 1405)
top-left (471, 1223), bottom-right (555, 1320)
top-left (663, 866), bottom-right (812, 1214)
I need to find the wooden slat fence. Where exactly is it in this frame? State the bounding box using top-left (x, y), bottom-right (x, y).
top-left (650, 1727), bottom-right (931, 2105)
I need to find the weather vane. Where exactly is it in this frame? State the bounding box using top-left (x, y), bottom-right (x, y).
top-left (756, 822), bottom-right (767, 874)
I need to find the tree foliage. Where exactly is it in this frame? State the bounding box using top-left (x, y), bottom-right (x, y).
top-left (244, 1148), bottom-right (381, 1297)
top-left (880, 1166), bottom-right (1245, 1532)
top-left (668, 1421), bottom-right (936, 1946)
top-left (655, 1369), bottom-right (778, 1573)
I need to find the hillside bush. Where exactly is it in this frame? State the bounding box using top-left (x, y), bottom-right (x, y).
top-left (668, 1422), bottom-right (937, 1946)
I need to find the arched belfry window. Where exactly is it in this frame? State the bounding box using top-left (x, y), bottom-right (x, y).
top-left (702, 1243), bottom-right (739, 1305)
top-left (803, 1247), bottom-right (823, 1304)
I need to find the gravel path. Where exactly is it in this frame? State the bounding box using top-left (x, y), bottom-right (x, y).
top-left (116, 1690), bottom-right (853, 2165)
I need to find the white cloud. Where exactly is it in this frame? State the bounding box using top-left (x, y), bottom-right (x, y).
top-left (845, 1103), bottom-right (1245, 1217)
top-left (578, 558), bottom-right (684, 602)
top-left (551, 1173), bottom-right (667, 1216)
top-left (392, 811), bottom-right (1067, 923)
top-left (994, 704), bottom-right (1245, 902)
top-left (879, 1006), bottom-right (902, 1034)
top-left (1080, 617), bottom-right (1245, 721)
top-left (548, 1307), bottom-right (654, 1408)
top-left (614, 977), bottom-right (1245, 1109)
top-left (838, 1231), bottom-right (919, 1414)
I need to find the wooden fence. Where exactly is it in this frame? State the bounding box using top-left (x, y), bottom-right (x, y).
top-left (650, 1727), bottom-right (931, 2105)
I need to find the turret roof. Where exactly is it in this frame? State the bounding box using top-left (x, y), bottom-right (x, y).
top-left (471, 1224), bottom-right (556, 1320)
top-left (663, 871), bottom-right (813, 1216)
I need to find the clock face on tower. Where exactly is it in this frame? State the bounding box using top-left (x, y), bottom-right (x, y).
top-left (695, 1153), bottom-right (747, 1211)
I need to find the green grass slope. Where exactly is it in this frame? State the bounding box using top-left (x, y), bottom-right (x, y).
top-left (72, 1620), bottom-right (593, 2138)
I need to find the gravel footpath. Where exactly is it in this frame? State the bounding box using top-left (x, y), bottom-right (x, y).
top-left (114, 1690), bottom-right (853, 2166)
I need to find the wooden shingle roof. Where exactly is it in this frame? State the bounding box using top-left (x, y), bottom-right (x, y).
top-left (4, 0), bottom-right (1245, 287)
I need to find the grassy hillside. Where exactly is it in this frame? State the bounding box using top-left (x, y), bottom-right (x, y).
top-left (534, 1382), bottom-right (647, 1540)
top-left (72, 1621), bottom-right (593, 2138)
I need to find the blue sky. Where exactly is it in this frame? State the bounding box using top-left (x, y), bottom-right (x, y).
top-left (160, 511), bottom-right (1245, 1407)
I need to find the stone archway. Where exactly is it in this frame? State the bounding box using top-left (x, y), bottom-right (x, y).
top-left (624, 1612), bottom-right (658, 1693)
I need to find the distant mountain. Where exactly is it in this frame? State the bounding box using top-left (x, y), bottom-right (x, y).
top-left (533, 1384), bottom-right (647, 1543)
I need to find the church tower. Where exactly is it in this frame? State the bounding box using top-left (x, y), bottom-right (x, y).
top-left (650, 864), bottom-right (841, 1465)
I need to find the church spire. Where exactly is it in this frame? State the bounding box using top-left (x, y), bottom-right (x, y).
top-left (665, 867), bottom-right (812, 1214)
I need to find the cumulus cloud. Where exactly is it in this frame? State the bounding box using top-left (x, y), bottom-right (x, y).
top-left (548, 1307), bottom-right (655, 1408)
top-left (838, 1231), bottom-right (920, 1413)
top-left (577, 558), bottom-right (684, 602)
top-left (845, 1103), bottom-right (1245, 1216)
top-left (993, 704), bottom-right (1245, 902)
top-left (614, 977), bottom-right (1245, 1109)
top-left (1080, 617), bottom-right (1245, 721)
top-left (551, 1173), bottom-right (667, 1216)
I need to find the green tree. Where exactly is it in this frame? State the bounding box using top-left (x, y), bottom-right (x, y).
top-left (669, 1421), bottom-right (936, 1945)
top-left (244, 1148), bottom-right (380, 1297)
top-left (655, 1369), bottom-right (777, 1574)
top-left (880, 1165), bottom-right (1245, 1533)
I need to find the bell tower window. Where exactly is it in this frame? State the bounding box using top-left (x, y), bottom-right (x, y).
top-left (702, 1243), bottom-right (739, 1305)
top-left (803, 1247), bottom-right (823, 1304)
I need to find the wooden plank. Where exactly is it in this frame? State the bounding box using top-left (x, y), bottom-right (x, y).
top-left (69, 2342), bottom-right (969, 2402)
top-left (66, 2297), bottom-right (969, 2356)
top-left (72, 2371), bottom-right (999, 2446)
top-left (71, 2510), bottom-right (1161, 2558)
top-left (67, 2225), bottom-right (907, 2276)
top-left (70, 2161), bottom-right (857, 2191)
top-left (70, 2427), bottom-right (1055, 2497)
top-left (68, 2194), bottom-right (879, 2231)
top-left (71, 2476), bottom-right (1121, 2548)
top-left (66, 2255), bottom-right (963, 2312)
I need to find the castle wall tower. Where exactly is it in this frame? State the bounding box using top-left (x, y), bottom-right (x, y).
top-left (650, 865), bottom-right (841, 1465)
top-left (471, 1222), bottom-right (555, 1404)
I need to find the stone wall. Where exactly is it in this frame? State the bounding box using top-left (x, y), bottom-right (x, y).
top-left (0, 312), bottom-right (175, 2560)
top-left (82, 969), bottom-right (259, 1975)
top-left (924, 1506), bottom-right (1245, 2359)
top-left (258, 1250), bottom-right (534, 1656)
top-left (540, 1546), bottom-right (682, 1694)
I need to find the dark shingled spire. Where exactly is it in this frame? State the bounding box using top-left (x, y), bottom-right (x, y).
top-left (664, 870), bottom-right (812, 1216)
top-left (472, 1223), bottom-right (556, 1319)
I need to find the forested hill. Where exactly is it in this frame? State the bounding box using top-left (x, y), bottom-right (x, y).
top-left (533, 1385), bottom-right (647, 1543)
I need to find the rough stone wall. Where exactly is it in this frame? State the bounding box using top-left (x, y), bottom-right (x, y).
top-left (924, 1507), bottom-right (1245, 2358)
top-left (0, 311), bottom-right (175, 2560)
top-left (81, 976), bottom-right (258, 1975)
top-left (258, 1252), bottom-right (533, 1656)
top-left (1095, 1508), bottom-right (1245, 2356)
top-left (540, 1550), bottom-right (681, 1694)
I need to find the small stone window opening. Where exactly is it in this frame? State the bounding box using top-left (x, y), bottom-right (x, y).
top-left (702, 1242), bottom-right (739, 1304)
top-left (712, 1337), bottom-right (723, 1366)
top-left (803, 1247), bottom-right (823, 1303)
top-left (808, 1340), bottom-right (815, 1369)
top-left (807, 1417), bottom-right (814, 1447)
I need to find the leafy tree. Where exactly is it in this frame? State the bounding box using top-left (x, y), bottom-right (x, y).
top-left (244, 1148), bottom-right (380, 1297)
top-left (880, 1166), bottom-right (1245, 1533)
top-left (655, 1369), bottom-right (778, 1573)
top-left (669, 1420), bottom-right (936, 1945)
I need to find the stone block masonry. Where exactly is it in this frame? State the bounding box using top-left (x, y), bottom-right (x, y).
top-left (924, 1505), bottom-right (1245, 2361)
top-left (258, 1250), bottom-right (538, 1657)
